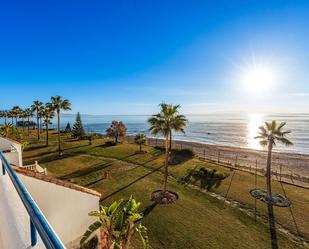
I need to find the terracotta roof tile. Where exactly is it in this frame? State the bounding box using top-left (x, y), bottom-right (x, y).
top-left (12, 166), bottom-right (101, 197)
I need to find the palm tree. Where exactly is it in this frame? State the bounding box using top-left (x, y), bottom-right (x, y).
top-left (134, 133), bottom-right (147, 152)
top-left (24, 108), bottom-right (34, 132)
top-left (255, 121), bottom-right (293, 199)
top-left (51, 96), bottom-right (71, 157)
top-left (148, 103), bottom-right (187, 194)
top-left (42, 103), bottom-right (55, 146)
top-left (12, 106), bottom-right (22, 127)
top-left (80, 196), bottom-right (148, 249)
top-left (2, 110), bottom-right (8, 125)
top-left (255, 121), bottom-right (292, 249)
top-left (31, 100), bottom-right (43, 140)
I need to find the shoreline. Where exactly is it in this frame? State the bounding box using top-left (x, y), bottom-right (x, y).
top-left (127, 135), bottom-right (309, 179)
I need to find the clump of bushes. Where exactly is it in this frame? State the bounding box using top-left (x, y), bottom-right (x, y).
top-left (178, 167), bottom-right (228, 191)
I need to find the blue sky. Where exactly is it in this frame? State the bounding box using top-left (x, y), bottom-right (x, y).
top-left (0, 0), bottom-right (308, 114)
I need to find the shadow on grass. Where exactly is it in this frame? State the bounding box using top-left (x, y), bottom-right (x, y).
top-left (100, 165), bottom-right (164, 202)
top-left (267, 203), bottom-right (278, 249)
top-left (59, 160), bottom-right (115, 181)
top-left (24, 144), bottom-right (47, 151)
top-left (24, 144), bottom-right (90, 162)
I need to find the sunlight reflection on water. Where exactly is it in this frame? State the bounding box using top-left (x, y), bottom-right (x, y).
top-left (247, 113), bottom-right (263, 150)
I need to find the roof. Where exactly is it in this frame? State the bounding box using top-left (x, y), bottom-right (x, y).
top-left (12, 166), bottom-right (101, 197)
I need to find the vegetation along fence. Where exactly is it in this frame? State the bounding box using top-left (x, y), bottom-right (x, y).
top-left (125, 136), bottom-right (309, 187)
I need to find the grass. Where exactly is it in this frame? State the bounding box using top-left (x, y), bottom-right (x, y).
top-left (22, 130), bottom-right (308, 249)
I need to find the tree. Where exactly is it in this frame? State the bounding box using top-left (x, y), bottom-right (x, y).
top-left (80, 196), bottom-right (148, 249)
top-left (255, 121), bottom-right (292, 249)
top-left (31, 100), bottom-right (43, 140)
top-left (148, 103), bottom-right (187, 194)
top-left (106, 120), bottom-right (127, 144)
top-left (51, 96), bottom-right (71, 157)
top-left (255, 121), bottom-right (292, 199)
top-left (12, 106), bottom-right (22, 127)
top-left (72, 112), bottom-right (85, 139)
top-left (24, 108), bottom-right (34, 132)
top-left (0, 110), bottom-right (9, 125)
top-left (0, 123), bottom-right (13, 137)
top-left (41, 103), bottom-right (55, 146)
top-left (65, 122), bottom-right (72, 133)
top-left (134, 133), bottom-right (147, 152)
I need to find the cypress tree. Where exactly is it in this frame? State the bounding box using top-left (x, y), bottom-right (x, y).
top-left (72, 112), bottom-right (85, 139)
top-left (65, 122), bottom-right (72, 133)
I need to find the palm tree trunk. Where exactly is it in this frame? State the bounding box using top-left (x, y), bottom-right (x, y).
top-left (163, 135), bottom-right (169, 194)
top-left (57, 111), bottom-right (61, 157)
top-left (46, 122), bottom-right (49, 146)
top-left (27, 117), bottom-right (30, 132)
top-left (4, 116), bottom-right (7, 125)
top-left (266, 142), bottom-right (273, 199)
top-left (169, 131), bottom-right (172, 151)
top-left (37, 113), bottom-right (40, 140)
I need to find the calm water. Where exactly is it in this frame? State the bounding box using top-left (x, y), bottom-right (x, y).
top-left (1, 113), bottom-right (309, 154)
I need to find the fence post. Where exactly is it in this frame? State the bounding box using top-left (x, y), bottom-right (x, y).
top-left (30, 219), bottom-right (37, 246)
top-left (217, 151), bottom-right (220, 163)
top-left (235, 155), bottom-right (238, 167)
top-left (254, 159), bottom-right (258, 222)
top-left (204, 149), bottom-right (206, 160)
top-left (279, 165), bottom-right (282, 182)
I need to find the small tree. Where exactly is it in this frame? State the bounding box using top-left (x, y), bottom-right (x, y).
top-left (65, 122), bottom-right (72, 133)
top-left (134, 133), bottom-right (147, 152)
top-left (106, 120), bottom-right (127, 144)
top-left (80, 196), bottom-right (148, 249)
top-left (72, 112), bottom-right (85, 140)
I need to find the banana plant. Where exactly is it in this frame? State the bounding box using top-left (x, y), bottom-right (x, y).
top-left (80, 196), bottom-right (149, 249)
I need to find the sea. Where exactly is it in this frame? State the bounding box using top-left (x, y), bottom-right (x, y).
top-left (1, 113), bottom-right (309, 154)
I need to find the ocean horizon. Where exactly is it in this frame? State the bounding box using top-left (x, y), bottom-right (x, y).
top-left (1, 112), bottom-right (308, 154)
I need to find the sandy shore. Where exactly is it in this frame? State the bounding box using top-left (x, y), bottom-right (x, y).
top-left (127, 136), bottom-right (309, 180)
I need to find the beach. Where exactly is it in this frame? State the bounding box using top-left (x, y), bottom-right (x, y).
top-left (127, 136), bottom-right (309, 185)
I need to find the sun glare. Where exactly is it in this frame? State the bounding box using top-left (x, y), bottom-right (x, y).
top-left (242, 67), bottom-right (275, 94)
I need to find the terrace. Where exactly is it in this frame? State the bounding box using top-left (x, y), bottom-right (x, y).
top-left (0, 137), bottom-right (101, 249)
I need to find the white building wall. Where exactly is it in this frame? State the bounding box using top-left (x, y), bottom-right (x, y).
top-left (0, 172), bottom-right (45, 249)
top-left (18, 174), bottom-right (100, 248)
top-left (0, 137), bottom-right (23, 166)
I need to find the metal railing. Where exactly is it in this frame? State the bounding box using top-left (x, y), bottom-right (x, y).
top-left (0, 150), bottom-right (65, 249)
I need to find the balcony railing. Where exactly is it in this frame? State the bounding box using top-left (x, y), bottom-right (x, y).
top-left (0, 150), bottom-right (65, 249)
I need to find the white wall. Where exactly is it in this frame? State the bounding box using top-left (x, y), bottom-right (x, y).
top-left (18, 174), bottom-right (100, 248)
top-left (0, 173), bottom-right (45, 249)
top-left (0, 137), bottom-right (23, 166)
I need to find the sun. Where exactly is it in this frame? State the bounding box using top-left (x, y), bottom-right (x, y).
top-left (242, 67), bottom-right (276, 94)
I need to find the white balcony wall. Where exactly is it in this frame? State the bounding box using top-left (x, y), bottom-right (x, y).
top-left (0, 172), bottom-right (45, 249)
top-left (19, 174), bottom-right (100, 248)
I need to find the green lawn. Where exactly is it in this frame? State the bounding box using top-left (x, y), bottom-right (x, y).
top-left (22, 131), bottom-right (308, 249)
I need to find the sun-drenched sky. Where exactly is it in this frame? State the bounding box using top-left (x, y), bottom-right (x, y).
top-left (0, 0), bottom-right (308, 114)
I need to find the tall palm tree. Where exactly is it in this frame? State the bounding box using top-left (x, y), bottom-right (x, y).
top-left (255, 121), bottom-right (292, 249)
top-left (148, 103), bottom-right (187, 194)
top-left (31, 100), bottom-right (43, 140)
top-left (12, 106), bottom-right (22, 127)
top-left (24, 108), bottom-right (34, 132)
top-left (255, 121), bottom-right (293, 199)
top-left (51, 96), bottom-right (71, 157)
top-left (2, 110), bottom-right (8, 125)
top-left (42, 103), bottom-right (54, 146)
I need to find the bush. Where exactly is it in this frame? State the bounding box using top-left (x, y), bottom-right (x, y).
top-left (169, 148), bottom-right (194, 165)
top-left (105, 141), bottom-right (117, 146)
